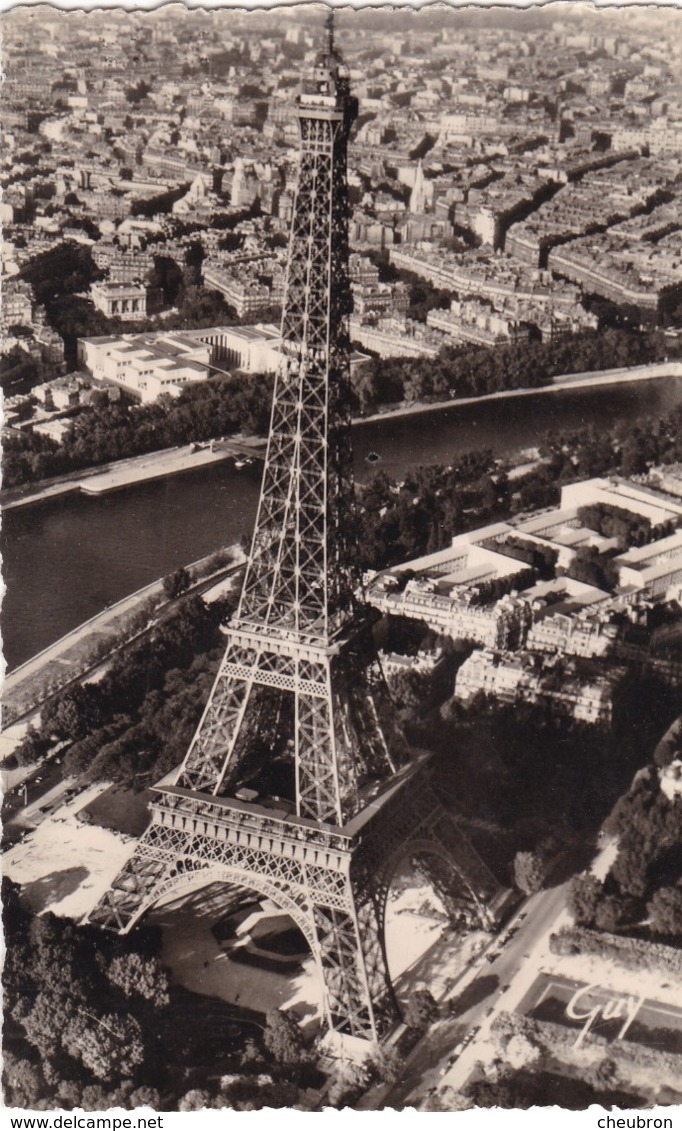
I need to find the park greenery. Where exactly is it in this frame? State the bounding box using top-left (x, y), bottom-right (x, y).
top-left (31, 594), bottom-right (233, 789)
top-left (463, 1012), bottom-right (655, 1110)
top-left (2, 879), bottom-right (319, 1110)
top-left (566, 730), bottom-right (682, 944)
top-left (352, 328), bottom-right (673, 414)
top-left (490, 1008), bottom-right (682, 1107)
top-left (2, 372), bottom-right (274, 488)
top-left (464, 1068), bottom-right (638, 1111)
top-left (551, 924), bottom-right (682, 980)
top-left (576, 502), bottom-right (668, 548)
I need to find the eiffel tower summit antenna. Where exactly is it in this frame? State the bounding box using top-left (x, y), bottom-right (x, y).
top-left (325, 7), bottom-right (335, 58)
top-left (90, 14), bottom-right (501, 1043)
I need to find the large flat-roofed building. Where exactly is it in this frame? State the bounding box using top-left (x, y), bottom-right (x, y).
top-left (78, 331), bottom-right (212, 403)
top-left (508, 507), bottom-right (620, 570)
top-left (78, 324), bottom-right (284, 403)
top-left (614, 529), bottom-right (682, 598)
top-left (182, 323), bottom-right (282, 374)
top-left (560, 477), bottom-right (682, 529)
top-left (366, 476), bottom-right (682, 666)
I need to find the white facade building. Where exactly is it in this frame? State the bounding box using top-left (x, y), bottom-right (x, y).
top-left (78, 332), bottom-right (212, 403)
top-left (90, 281), bottom-right (147, 322)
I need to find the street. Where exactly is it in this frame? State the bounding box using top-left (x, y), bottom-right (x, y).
top-left (362, 881), bottom-right (572, 1108)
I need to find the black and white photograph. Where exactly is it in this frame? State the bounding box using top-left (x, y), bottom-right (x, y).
top-left (2, 0), bottom-right (682, 1116)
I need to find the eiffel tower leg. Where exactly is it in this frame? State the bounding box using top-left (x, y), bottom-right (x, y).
top-left (91, 803), bottom-right (401, 1041)
top-left (87, 829), bottom-right (170, 932)
top-left (356, 765), bottom-right (499, 939)
top-left (311, 875), bottom-right (399, 1042)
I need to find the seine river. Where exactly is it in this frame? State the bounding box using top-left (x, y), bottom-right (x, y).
top-left (4, 374), bottom-right (682, 671)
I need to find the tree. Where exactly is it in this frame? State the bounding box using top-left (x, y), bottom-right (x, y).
top-left (178, 1089), bottom-right (213, 1111)
top-left (621, 435), bottom-right (648, 477)
top-left (513, 851), bottom-right (544, 896)
top-left (41, 683), bottom-right (103, 742)
top-left (505, 1034), bottom-right (541, 1071)
top-left (594, 895), bottom-right (627, 933)
top-left (403, 988), bottom-right (438, 1033)
top-left (567, 874), bottom-right (602, 927)
top-left (327, 1058), bottom-right (370, 1107)
top-left (610, 833), bottom-right (649, 899)
top-left (21, 990), bottom-right (74, 1058)
top-left (128, 1086), bottom-right (161, 1109)
top-left (228, 1079), bottom-right (300, 1110)
top-left (108, 953), bottom-right (170, 1007)
top-left (3, 1052), bottom-right (47, 1108)
top-left (368, 1044), bottom-right (405, 1085)
top-left (125, 80), bottom-right (152, 105)
top-left (57, 1080), bottom-right (83, 1109)
top-left (387, 668), bottom-right (428, 716)
top-left (648, 886), bottom-right (682, 937)
top-left (239, 1038), bottom-right (264, 1069)
top-left (80, 1085), bottom-right (124, 1111)
top-left (63, 1012), bottom-right (145, 1081)
top-left (594, 1058), bottom-right (619, 1088)
top-left (262, 1009), bottom-right (307, 1069)
top-left (163, 566), bottom-right (191, 600)
top-left (13, 725), bottom-right (49, 767)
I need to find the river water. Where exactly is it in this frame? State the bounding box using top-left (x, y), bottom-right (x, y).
top-left (4, 375), bottom-right (682, 671)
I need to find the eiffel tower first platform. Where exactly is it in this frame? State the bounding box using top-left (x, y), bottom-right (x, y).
top-left (90, 14), bottom-right (500, 1042)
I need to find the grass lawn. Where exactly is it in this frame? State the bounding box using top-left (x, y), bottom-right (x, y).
top-left (83, 784), bottom-right (154, 836)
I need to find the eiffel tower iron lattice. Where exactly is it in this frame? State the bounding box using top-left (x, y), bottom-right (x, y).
top-left (90, 14), bottom-right (501, 1042)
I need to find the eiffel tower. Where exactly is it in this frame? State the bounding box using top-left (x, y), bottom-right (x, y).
top-left (90, 13), bottom-right (500, 1042)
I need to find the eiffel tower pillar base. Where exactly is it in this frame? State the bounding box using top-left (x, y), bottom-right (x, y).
top-left (89, 756), bottom-right (499, 1044)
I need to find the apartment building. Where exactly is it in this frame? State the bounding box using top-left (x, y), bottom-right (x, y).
top-left (202, 259), bottom-right (285, 319)
top-left (614, 530), bottom-right (682, 598)
top-left (456, 648), bottom-right (626, 727)
top-left (349, 315), bottom-right (443, 359)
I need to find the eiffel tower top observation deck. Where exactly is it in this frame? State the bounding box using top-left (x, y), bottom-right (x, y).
top-left (236, 11), bottom-right (359, 652)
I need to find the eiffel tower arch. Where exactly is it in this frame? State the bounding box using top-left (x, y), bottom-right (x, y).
top-left (90, 13), bottom-right (501, 1044)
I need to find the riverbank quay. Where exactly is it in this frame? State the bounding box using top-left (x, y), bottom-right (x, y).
top-left (2, 544), bottom-right (246, 729)
top-left (0, 436), bottom-right (266, 512)
top-left (3, 364), bottom-right (680, 514)
top-left (358, 360), bottom-right (682, 426)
